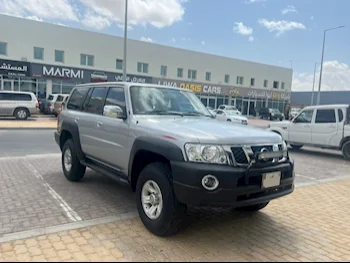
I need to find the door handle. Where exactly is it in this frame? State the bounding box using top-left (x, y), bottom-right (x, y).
top-left (74, 117), bottom-right (79, 123)
top-left (96, 121), bottom-right (103, 127)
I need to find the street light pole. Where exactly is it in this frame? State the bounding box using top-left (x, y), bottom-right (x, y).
top-left (311, 63), bottom-right (318, 106)
top-left (123, 0), bottom-right (128, 82)
top-left (316, 26), bottom-right (345, 105)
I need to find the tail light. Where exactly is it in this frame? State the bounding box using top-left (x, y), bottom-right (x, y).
top-left (36, 103), bottom-right (39, 109)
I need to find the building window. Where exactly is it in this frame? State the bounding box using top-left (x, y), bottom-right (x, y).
top-left (225, 74), bottom-right (230, 84)
top-left (281, 82), bottom-right (285, 89)
top-left (137, 62), bottom-right (149, 73)
top-left (0, 42), bottom-right (7, 55)
top-left (34, 47), bottom-right (44, 60)
top-left (205, 72), bottom-right (211, 81)
top-left (177, 68), bottom-right (183, 78)
top-left (236, 76), bottom-right (244, 85)
top-left (55, 50), bottom-right (64, 63)
top-left (81, 54), bottom-right (94, 66)
top-left (161, 65), bottom-right (167, 76)
top-left (264, 80), bottom-right (268, 88)
top-left (116, 59), bottom-right (123, 70)
top-left (188, 69), bottom-right (197, 80)
top-left (273, 81), bottom-right (279, 89)
top-left (250, 78), bottom-right (255, 86)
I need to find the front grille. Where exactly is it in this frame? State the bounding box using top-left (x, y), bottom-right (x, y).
top-left (251, 145), bottom-right (273, 154)
top-left (231, 147), bottom-right (248, 164)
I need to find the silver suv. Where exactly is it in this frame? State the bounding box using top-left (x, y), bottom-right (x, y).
top-left (0, 91), bottom-right (39, 120)
top-left (55, 82), bottom-right (295, 236)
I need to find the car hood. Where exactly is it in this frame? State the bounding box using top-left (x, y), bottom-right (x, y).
top-left (226, 114), bottom-right (247, 121)
top-left (270, 120), bottom-right (291, 128)
top-left (134, 116), bottom-right (282, 145)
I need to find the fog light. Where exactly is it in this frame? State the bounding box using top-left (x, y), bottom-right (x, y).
top-left (202, 175), bottom-right (219, 191)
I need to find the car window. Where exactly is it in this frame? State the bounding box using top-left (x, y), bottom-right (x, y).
top-left (56, 96), bottom-right (64, 102)
top-left (294, 109), bottom-right (314, 124)
top-left (0, 93), bottom-right (13, 100)
top-left (67, 88), bottom-right (89, 111)
top-left (82, 87), bottom-right (107, 115)
top-left (338, 109), bottom-right (344, 122)
top-left (104, 87), bottom-right (126, 113)
top-left (48, 95), bottom-right (54, 101)
top-left (14, 94), bottom-right (32, 101)
top-left (315, 109), bottom-right (336, 124)
top-left (216, 110), bottom-right (224, 115)
top-left (219, 106), bottom-right (225, 109)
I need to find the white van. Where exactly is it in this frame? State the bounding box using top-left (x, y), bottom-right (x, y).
top-left (0, 91), bottom-right (39, 120)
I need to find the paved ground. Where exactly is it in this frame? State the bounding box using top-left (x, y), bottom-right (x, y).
top-left (0, 179), bottom-right (349, 262)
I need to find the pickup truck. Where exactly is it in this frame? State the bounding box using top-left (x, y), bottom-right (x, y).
top-left (55, 82), bottom-right (295, 236)
top-left (269, 104), bottom-right (350, 160)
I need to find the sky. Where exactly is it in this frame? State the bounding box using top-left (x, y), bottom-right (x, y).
top-left (0, 0), bottom-right (349, 92)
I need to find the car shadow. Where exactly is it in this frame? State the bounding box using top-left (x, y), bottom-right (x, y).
top-left (289, 147), bottom-right (343, 160)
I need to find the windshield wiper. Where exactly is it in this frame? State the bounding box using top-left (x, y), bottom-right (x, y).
top-left (182, 112), bottom-right (213, 117)
top-left (141, 110), bottom-right (184, 117)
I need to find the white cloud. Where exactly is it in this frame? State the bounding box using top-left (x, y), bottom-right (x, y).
top-left (82, 12), bottom-right (111, 30)
top-left (244, 0), bottom-right (266, 4)
top-left (26, 15), bottom-right (43, 22)
top-left (79, 0), bottom-right (185, 28)
top-left (233, 22), bottom-right (254, 41)
top-left (258, 19), bottom-right (306, 36)
top-left (140, 37), bottom-right (153, 43)
top-left (0, 0), bottom-right (78, 21)
top-left (201, 41), bottom-right (205, 45)
top-left (293, 61), bottom-right (350, 91)
top-left (281, 5), bottom-right (298, 15)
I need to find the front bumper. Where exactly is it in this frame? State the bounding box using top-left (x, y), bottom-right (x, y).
top-left (172, 159), bottom-right (294, 207)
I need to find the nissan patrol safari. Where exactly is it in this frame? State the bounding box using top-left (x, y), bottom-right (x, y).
top-left (55, 82), bottom-right (295, 237)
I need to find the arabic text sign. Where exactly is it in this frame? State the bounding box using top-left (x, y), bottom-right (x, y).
top-left (0, 59), bottom-right (30, 77)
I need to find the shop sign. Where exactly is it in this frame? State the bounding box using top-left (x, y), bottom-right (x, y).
top-left (0, 59), bottom-right (30, 77)
top-left (247, 89), bottom-right (291, 100)
top-left (114, 74), bottom-right (152, 83)
top-left (42, 65), bottom-right (84, 79)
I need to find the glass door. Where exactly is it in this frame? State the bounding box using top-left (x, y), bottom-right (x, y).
top-left (3, 79), bottom-right (14, 91)
top-left (208, 97), bottom-right (216, 109)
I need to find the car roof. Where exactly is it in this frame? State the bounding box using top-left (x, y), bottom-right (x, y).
top-left (0, 90), bottom-right (35, 95)
top-left (302, 104), bottom-right (349, 110)
top-left (75, 82), bottom-right (191, 93)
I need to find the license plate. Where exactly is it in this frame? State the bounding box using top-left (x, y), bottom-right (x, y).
top-left (262, 171), bottom-right (281, 189)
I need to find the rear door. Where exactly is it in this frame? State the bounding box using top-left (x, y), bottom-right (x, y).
top-left (0, 92), bottom-right (15, 116)
top-left (288, 109), bottom-right (314, 144)
top-left (311, 108), bottom-right (338, 146)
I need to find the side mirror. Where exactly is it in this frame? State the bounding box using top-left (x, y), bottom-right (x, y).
top-left (103, 105), bottom-right (126, 119)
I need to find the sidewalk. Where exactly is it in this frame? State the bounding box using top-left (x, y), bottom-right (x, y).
top-left (0, 120), bottom-right (56, 129)
top-left (1, 179), bottom-right (349, 262)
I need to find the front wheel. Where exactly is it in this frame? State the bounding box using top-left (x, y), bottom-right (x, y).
top-left (235, 202), bottom-right (269, 212)
top-left (136, 162), bottom-right (187, 237)
top-left (62, 139), bottom-right (86, 182)
top-left (342, 141), bottom-right (350, 160)
top-left (14, 108), bottom-right (29, 120)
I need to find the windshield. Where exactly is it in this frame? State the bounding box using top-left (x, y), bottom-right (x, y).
top-left (226, 110), bottom-right (240, 115)
top-left (130, 86), bottom-right (212, 117)
top-left (272, 108), bottom-right (281, 113)
top-left (225, 106), bottom-right (238, 111)
top-left (56, 96), bottom-right (64, 102)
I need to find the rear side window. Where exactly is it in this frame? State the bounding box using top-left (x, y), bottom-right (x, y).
top-left (0, 93), bottom-right (13, 100)
top-left (82, 87), bottom-right (107, 115)
top-left (48, 95), bottom-right (54, 101)
top-left (315, 109), bottom-right (336, 123)
top-left (338, 109), bottom-right (344, 122)
top-left (14, 94), bottom-right (32, 101)
top-left (67, 88), bottom-right (89, 111)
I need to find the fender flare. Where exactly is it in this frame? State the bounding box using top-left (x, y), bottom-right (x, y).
top-left (127, 136), bottom-right (185, 180)
top-left (61, 120), bottom-right (85, 161)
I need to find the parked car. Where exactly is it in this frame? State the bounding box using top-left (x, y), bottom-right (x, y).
top-left (206, 107), bottom-right (217, 117)
top-left (216, 109), bottom-right (248, 125)
top-left (0, 91), bottom-right (39, 120)
top-left (44, 94), bottom-right (59, 114)
top-left (217, 105), bottom-right (242, 115)
top-left (55, 82), bottom-right (294, 237)
top-left (268, 104), bottom-right (350, 160)
top-left (56, 96), bottom-right (69, 116)
top-left (53, 94), bottom-right (69, 117)
top-left (260, 107), bottom-right (284, 121)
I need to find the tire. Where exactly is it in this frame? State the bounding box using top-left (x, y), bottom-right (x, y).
top-left (136, 162), bottom-right (187, 237)
top-left (235, 202), bottom-right (269, 212)
top-left (61, 139), bottom-right (86, 182)
top-left (342, 140), bottom-right (350, 160)
top-left (14, 108), bottom-right (29, 120)
top-left (290, 144), bottom-right (303, 150)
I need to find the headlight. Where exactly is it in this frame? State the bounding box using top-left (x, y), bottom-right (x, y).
top-left (282, 140), bottom-right (288, 157)
top-left (185, 144), bottom-right (228, 164)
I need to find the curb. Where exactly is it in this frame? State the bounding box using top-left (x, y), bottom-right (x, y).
top-left (0, 127), bottom-right (56, 130)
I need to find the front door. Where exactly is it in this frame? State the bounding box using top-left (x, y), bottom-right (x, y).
top-left (312, 108), bottom-right (338, 146)
top-left (242, 100), bottom-right (249, 115)
top-left (288, 109), bottom-right (315, 144)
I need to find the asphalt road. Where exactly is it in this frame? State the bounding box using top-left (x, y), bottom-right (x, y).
top-left (0, 129), bottom-right (349, 238)
top-left (0, 129), bottom-right (59, 157)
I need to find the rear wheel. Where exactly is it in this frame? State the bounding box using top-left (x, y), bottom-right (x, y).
top-left (136, 162), bottom-right (187, 237)
top-left (235, 202), bottom-right (269, 212)
top-left (14, 108), bottom-right (29, 120)
top-left (62, 139), bottom-right (86, 182)
top-left (290, 144), bottom-right (303, 150)
top-left (342, 141), bottom-right (350, 160)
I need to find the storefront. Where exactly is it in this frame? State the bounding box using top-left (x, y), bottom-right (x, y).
top-left (154, 78), bottom-right (291, 116)
top-left (0, 59), bottom-right (32, 92)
